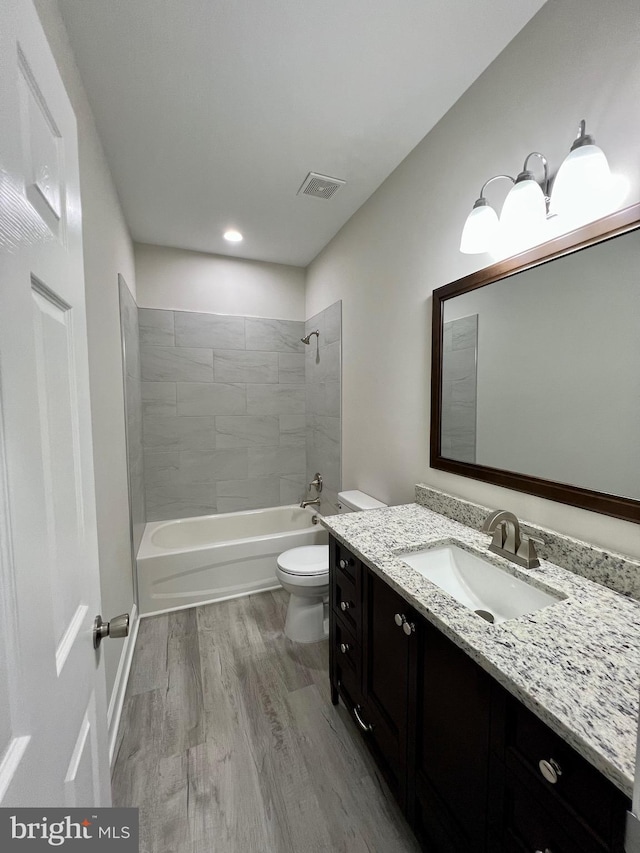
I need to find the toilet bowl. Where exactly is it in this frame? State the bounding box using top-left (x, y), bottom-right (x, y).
top-left (276, 490), bottom-right (387, 643)
top-left (276, 545), bottom-right (330, 644)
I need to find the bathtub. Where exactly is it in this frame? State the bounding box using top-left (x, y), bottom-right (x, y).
top-left (136, 505), bottom-right (327, 615)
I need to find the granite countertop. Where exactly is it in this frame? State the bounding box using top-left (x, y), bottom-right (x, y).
top-left (320, 502), bottom-right (640, 798)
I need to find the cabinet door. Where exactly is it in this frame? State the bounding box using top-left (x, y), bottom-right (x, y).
top-left (415, 621), bottom-right (492, 852)
top-left (361, 568), bottom-right (417, 807)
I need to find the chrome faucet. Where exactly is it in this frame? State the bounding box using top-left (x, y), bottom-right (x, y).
top-left (300, 497), bottom-right (321, 509)
top-left (481, 509), bottom-right (544, 569)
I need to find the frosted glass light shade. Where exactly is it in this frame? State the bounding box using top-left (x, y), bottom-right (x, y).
top-left (460, 202), bottom-right (499, 254)
top-left (550, 144), bottom-right (615, 226)
top-left (500, 177), bottom-right (548, 252)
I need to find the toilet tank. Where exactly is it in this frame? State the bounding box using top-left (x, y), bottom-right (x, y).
top-left (337, 490), bottom-right (387, 513)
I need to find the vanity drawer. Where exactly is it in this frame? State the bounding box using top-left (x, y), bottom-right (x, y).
top-left (504, 697), bottom-right (629, 846)
top-left (334, 621), bottom-right (360, 707)
top-left (333, 565), bottom-right (360, 632)
top-left (500, 766), bottom-right (607, 853)
top-left (334, 541), bottom-right (358, 582)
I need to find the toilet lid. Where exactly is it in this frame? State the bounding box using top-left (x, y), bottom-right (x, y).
top-left (277, 545), bottom-right (329, 576)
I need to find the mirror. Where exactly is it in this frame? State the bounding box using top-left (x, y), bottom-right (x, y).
top-left (431, 203), bottom-right (640, 523)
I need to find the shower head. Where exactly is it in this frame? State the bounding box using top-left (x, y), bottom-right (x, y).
top-left (301, 330), bottom-right (320, 345)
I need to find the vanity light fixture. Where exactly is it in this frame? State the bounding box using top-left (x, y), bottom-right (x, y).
top-left (500, 152), bottom-right (550, 251)
top-left (550, 120), bottom-right (627, 225)
top-left (459, 175), bottom-right (514, 255)
top-left (223, 229), bottom-right (243, 242)
top-left (460, 120), bottom-right (627, 255)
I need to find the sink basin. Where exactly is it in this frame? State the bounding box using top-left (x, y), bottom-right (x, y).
top-left (398, 544), bottom-right (563, 623)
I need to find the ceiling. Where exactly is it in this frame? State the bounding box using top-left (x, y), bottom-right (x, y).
top-left (58, 0), bottom-right (547, 267)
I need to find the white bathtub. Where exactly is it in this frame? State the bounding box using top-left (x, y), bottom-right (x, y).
top-left (137, 505), bottom-right (327, 615)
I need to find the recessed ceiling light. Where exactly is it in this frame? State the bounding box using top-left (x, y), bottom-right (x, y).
top-left (224, 229), bottom-right (243, 242)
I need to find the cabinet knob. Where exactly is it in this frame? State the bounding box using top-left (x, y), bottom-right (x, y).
top-left (340, 600), bottom-right (351, 611)
top-left (538, 758), bottom-right (562, 784)
top-left (394, 613), bottom-right (415, 635)
top-left (339, 643), bottom-right (351, 654)
top-left (339, 558), bottom-right (353, 570)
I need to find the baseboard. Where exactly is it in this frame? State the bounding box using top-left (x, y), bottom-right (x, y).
top-left (107, 603), bottom-right (139, 767)
top-left (139, 582), bottom-right (281, 619)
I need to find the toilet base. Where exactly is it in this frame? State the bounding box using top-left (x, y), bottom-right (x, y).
top-left (284, 593), bottom-right (328, 643)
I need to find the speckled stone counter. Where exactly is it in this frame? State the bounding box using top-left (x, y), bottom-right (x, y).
top-left (320, 502), bottom-right (640, 798)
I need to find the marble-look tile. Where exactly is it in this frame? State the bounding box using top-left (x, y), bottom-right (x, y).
top-left (143, 451), bottom-right (180, 486)
top-left (451, 313), bottom-right (478, 351)
top-left (279, 414), bottom-right (306, 446)
top-left (248, 445), bottom-right (306, 478)
top-left (213, 350), bottom-right (278, 384)
top-left (442, 347), bottom-right (476, 383)
top-left (176, 382), bottom-right (246, 416)
top-left (214, 416), bottom-right (279, 448)
top-left (280, 475), bottom-right (307, 506)
top-left (139, 308), bottom-right (175, 347)
top-left (246, 384), bottom-right (306, 415)
top-left (145, 483), bottom-right (216, 521)
top-left (141, 347), bottom-right (213, 382)
top-left (174, 312), bottom-right (245, 350)
top-left (180, 448), bottom-right (248, 484)
top-left (324, 381), bottom-right (341, 417)
top-left (318, 340), bottom-right (341, 382)
top-left (324, 301), bottom-right (341, 344)
top-left (142, 382), bottom-right (177, 417)
top-left (278, 352), bottom-right (305, 384)
top-left (215, 476), bottom-right (280, 513)
top-left (143, 416), bottom-right (215, 451)
top-left (245, 318), bottom-right (304, 352)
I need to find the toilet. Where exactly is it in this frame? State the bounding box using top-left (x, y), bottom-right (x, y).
top-left (276, 490), bottom-right (387, 643)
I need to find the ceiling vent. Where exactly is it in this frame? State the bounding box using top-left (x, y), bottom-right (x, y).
top-left (297, 172), bottom-right (346, 200)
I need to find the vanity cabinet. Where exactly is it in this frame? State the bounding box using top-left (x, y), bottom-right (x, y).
top-left (413, 620), bottom-right (493, 851)
top-left (328, 535), bottom-right (630, 853)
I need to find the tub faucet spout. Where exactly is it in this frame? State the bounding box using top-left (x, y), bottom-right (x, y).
top-left (300, 497), bottom-right (321, 509)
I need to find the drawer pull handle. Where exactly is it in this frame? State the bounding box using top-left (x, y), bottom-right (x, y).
top-left (339, 643), bottom-right (351, 654)
top-left (340, 600), bottom-right (352, 611)
top-left (353, 705), bottom-right (374, 733)
top-left (535, 849), bottom-right (553, 852)
top-left (339, 558), bottom-right (354, 570)
top-left (394, 613), bottom-right (416, 635)
top-left (538, 758), bottom-right (562, 784)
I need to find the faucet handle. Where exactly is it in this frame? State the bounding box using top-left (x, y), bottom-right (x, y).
top-left (516, 534), bottom-right (544, 568)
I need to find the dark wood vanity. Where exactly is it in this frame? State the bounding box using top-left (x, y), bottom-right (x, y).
top-left (329, 535), bottom-right (630, 853)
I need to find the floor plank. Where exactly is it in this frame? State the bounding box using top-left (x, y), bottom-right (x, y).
top-left (113, 589), bottom-right (420, 852)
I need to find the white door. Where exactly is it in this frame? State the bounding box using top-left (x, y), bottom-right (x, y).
top-left (0, 0), bottom-right (111, 806)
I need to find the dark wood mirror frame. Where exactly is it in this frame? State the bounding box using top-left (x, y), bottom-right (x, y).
top-left (430, 202), bottom-right (640, 524)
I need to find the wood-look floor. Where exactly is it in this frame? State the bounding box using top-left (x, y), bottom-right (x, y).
top-left (112, 590), bottom-right (421, 853)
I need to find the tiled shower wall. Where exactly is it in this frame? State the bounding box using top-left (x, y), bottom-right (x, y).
top-left (305, 302), bottom-right (342, 513)
top-left (139, 310), bottom-right (307, 520)
top-left (118, 276), bottom-right (146, 559)
top-left (441, 314), bottom-right (478, 464)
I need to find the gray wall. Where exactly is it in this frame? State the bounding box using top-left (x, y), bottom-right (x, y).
top-left (139, 310), bottom-right (307, 520)
top-left (305, 0), bottom-right (640, 559)
top-left (118, 277), bottom-right (145, 579)
top-left (305, 302), bottom-right (342, 512)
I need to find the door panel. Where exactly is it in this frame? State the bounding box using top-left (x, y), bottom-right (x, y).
top-left (0, 0), bottom-right (110, 806)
